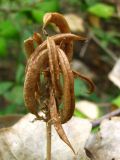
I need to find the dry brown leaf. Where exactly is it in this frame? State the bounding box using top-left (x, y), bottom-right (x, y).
top-left (73, 70), bottom-right (95, 93)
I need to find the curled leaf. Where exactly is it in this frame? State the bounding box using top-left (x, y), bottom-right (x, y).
top-left (73, 70), bottom-right (95, 93)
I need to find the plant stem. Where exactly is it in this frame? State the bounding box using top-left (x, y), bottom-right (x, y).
top-left (92, 108), bottom-right (120, 128)
top-left (46, 115), bottom-right (52, 160)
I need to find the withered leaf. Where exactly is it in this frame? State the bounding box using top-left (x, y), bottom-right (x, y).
top-left (73, 70), bottom-right (95, 93)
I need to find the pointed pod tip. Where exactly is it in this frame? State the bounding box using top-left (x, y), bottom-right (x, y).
top-left (43, 12), bottom-right (52, 27)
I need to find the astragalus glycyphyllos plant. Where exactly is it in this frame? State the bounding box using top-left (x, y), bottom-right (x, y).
top-left (23, 12), bottom-right (94, 160)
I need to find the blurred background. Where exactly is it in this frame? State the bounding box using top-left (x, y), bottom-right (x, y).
top-left (0, 0), bottom-right (120, 121)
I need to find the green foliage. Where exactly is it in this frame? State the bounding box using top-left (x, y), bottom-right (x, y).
top-left (0, 0), bottom-right (59, 115)
top-left (15, 64), bottom-right (25, 84)
top-left (93, 28), bottom-right (120, 47)
top-left (74, 78), bottom-right (89, 97)
top-left (31, 10), bottom-right (45, 23)
top-left (112, 96), bottom-right (120, 107)
top-left (0, 20), bottom-right (19, 39)
top-left (0, 104), bottom-right (18, 115)
top-left (31, 0), bottom-right (59, 22)
top-left (0, 80), bottom-right (24, 114)
top-left (92, 126), bottom-right (100, 133)
top-left (0, 38), bottom-right (7, 57)
top-left (68, 0), bottom-right (100, 7)
top-left (0, 82), bottom-right (13, 95)
top-left (68, 0), bottom-right (81, 5)
top-left (85, 0), bottom-right (100, 6)
top-left (74, 109), bottom-right (87, 118)
top-left (0, 63), bottom-right (25, 114)
top-left (4, 85), bottom-right (23, 105)
top-left (87, 93), bottom-right (100, 103)
top-left (88, 3), bottom-right (115, 18)
top-left (59, 103), bottom-right (64, 110)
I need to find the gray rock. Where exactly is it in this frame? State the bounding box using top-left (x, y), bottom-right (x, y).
top-left (0, 114), bottom-right (92, 160)
top-left (85, 117), bottom-right (120, 160)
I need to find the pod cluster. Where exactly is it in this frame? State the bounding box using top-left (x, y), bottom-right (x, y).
top-left (23, 12), bottom-right (94, 153)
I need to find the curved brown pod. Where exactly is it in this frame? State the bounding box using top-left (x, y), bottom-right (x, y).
top-left (24, 33), bottom-right (43, 59)
top-left (48, 89), bottom-right (75, 154)
top-left (24, 37), bottom-right (35, 58)
top-left (47, 37), bottom-right (56, 92)
top-left (43, 12), bottom-right (70, 33)
top-left (29, 33), bottom-right (86, 64)
top-left (57, 47), bottom-right (74, 124)
top-left (47, 37), bottom-right (62, 99)
top-left (24, 33), bottom-right (44, 107)
top-left (43, 12), bottom-right (73, 61)
top-left (24, 33), bottom-right (43, 73)
top-left (24, 49), bottom-right (48, 118)
top-left (58, 48), bottom-right (75, 123)
top-left (33, 32), bottom-right (43, 46)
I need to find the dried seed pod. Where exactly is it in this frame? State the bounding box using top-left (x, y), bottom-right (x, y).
top-left (48, 89), bottom-right (75, 154)
top-left (43, 12), bottom-right (71, 33)
top-left (47, 37), bottom-right (56, 92)
top-left (43, 12), bottom-right (73, 61)
top-left (24, 33), bottom-right (43, 59)
top-left (29, 33), bottom-right (86, 64)
top-left (24, 33), bottom-right (44, 106)
top-left (47, 36), bottom-right (62, 98)
top-left (24, 33), bottom-right (43, 71)
top-left (33, 32), bottom-right (43, 45)
top-left (23, 12), bottom-right (95, 159)
top-left (24, 49), bottom-right (48, 118)
top-left (57, 47), bottom-right (75, 124)
top-left (24, 37), bottom-right (34, 58)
